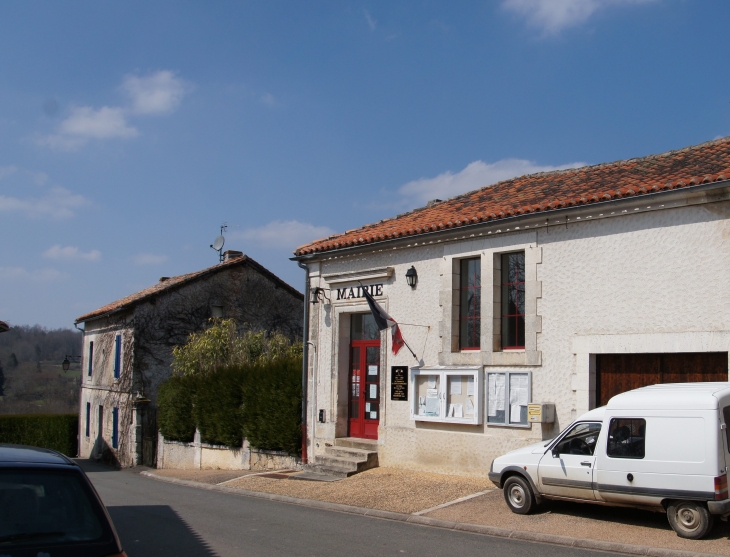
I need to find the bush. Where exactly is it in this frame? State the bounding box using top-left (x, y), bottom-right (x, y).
top-left (157, 376), bottom-right (197, 443)
top-left (242, 356), bottom-right (301, 454)
top-left (156, 354), bottom-right (302, 454)
top-left (194, 367), bottom-right (244, 447)
top-left (0, 414), bottom-right (78, 456)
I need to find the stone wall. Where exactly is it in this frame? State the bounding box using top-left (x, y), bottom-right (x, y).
top-left (156, 430), bottom-right (301, 471)
top-left (78, 259), bottom-right (304, 469)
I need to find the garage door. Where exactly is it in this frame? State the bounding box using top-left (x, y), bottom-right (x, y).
top-left (595, 352), bottom-right (728, 407)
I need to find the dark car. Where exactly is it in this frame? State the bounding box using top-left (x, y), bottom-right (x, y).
top-left (0, 444), bottom-right (126, 557)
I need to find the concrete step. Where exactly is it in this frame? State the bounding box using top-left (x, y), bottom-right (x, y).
top-left (333, 437), bottom-right (379, 451)
top-left (324, 446), bottom-right (372, 460)
top-left (306, 463), bottom-right (357, 478)
top-left (315, 455), bottom-right (361, 471)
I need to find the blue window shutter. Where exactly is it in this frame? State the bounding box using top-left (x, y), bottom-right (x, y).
top-left (113, 335), bottom-right (121, 378)
top-left (86, 403), bottom-right (90, 437)
top-left (88, 341), bottom-right (94, 377)
top-left (112, 407), bottom-right (119, 449)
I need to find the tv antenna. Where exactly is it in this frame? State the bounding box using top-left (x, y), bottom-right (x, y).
top-left (210, 224), bottom-right (227, 262)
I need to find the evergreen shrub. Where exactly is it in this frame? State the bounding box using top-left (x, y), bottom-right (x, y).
top-left (0, 414), bottom-right (78, 456)
top-left (241, 355), bottom-right (301, 454)
top-left (157, 376), bottom-right (196, 443)
top-left (194, 367), bottom-right (244, 447)
top-left (156, 355), bottom-right (302, 454)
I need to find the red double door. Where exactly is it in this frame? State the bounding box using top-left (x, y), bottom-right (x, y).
top-left (348, 340), bottom-right (380, 439)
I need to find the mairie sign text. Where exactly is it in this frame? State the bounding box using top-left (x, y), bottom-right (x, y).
top-left (335, 283), bottom-right (383, 300)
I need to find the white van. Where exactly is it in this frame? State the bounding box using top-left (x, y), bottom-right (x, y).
top-left (488, 383), bottom-right (730, 539)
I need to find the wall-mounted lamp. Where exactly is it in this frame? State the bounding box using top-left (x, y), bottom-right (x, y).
top-left (61, 355), bottom-right (81, 372)
top-left (310, 287), bottom-right (331, 305)
top-left (405, 266), bottom-right (418, 288)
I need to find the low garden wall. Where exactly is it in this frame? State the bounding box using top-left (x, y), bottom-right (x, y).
top-left (156, 429), bottom-right (301, 471)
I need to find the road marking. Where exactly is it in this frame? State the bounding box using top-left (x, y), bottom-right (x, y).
top-left (412, 489), bottom-right (494, 516)
top-left (216, 469), bottom-right (295, 485)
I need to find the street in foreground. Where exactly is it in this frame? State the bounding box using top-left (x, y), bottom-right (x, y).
top-left (81, 460), bottom-right (615, 557)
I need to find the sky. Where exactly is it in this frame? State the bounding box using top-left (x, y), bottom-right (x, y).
top-left (1, 0), bottom-right (729, 329)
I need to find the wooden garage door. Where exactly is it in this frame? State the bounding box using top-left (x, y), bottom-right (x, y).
top-left (596, 353), bottom-right (728, 407)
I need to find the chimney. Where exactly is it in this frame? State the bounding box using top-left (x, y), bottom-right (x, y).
top-left (223, 250), bottom-right (244, 262)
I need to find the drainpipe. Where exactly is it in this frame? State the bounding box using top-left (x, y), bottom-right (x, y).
top-left (297, 260), bottom-right (310, 464)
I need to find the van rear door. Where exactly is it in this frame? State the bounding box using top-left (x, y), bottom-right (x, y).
top-left (720, 406), bottom-right (730, 473)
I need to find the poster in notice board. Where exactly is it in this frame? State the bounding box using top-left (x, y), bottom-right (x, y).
top-left (391, 366), bottom-right (408, 401)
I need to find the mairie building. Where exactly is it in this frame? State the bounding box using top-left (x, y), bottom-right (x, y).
top-left (293, 137), bottom-right (730, 477)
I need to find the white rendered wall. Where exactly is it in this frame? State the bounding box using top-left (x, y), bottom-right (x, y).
top-left (306, 201), bottom-right (730, 477)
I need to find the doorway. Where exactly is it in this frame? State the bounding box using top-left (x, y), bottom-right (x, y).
top-left (348, 314), bottom-right (380, 439)
top-left (595, 352), bottom-right (728, 406)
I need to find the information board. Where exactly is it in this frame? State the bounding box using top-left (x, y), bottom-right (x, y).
top-left (391, 366), bottom-right (408, 401)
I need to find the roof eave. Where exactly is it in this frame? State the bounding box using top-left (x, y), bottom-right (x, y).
top-left (292, 179), bottom-right (730, 261)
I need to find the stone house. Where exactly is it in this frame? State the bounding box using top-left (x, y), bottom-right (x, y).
top-left (75, 251), bottom-right (303, 468)
top-left (293, 137), bottom-right (730, 477)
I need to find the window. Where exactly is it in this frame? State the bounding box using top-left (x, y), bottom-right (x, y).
top-left (553, 422), bottom-right (602, 456)
top-left (87, 341), bottom-right (93, 377)
top-left (487, 371), bottom-right (530, 426)
top-left (501, 252), bottom-right (525, 349)
top-left (459, 258), bottom-right (481, 350)
top-left (351, 313), bottom-right (379, 341)
top-left (724, 407), bottom-right (730, 451)
top-left (113, 335), bottom-right (121, 379)
top-left (85, 403), bottom-right (90, 437)
top-left (111, 407), bottom-right (119, 449)
top-left (607, 418), bottom-right (645, 459)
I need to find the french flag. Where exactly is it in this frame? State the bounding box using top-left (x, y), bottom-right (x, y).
top-left (362, 287), bottom-right (406, 356)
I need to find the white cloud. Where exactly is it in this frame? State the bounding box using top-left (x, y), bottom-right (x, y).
top-left (398, 158), bottom-right (587, 207)
top-left (37, 70), bottom-right (189, 150)
top-left (502, 0), bottom-right (656, 35)
top-left (0, 267), bottom-right (65, 283)
top-left (133, 253), bottom-right (169, 266)
top-left (39, 106), bottom-right (138, 150)
top-left (0, 186), bottom-right (90, 219)
top-left (234, 220), bottom-right (336, 250)
top-left (364, 9), bottom-right (377, 31)
top-left (60, 106), bottom-right (137, 139)
top-left (122, 70), bottom-right (188, 115)
top-left (43, 245), bottom-right (101, 262)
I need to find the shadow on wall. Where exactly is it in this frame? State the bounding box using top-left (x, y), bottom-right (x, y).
top-left (107, 505), bottom-right (219, 557)
top-left (88, 436), bottom-right (121, 469)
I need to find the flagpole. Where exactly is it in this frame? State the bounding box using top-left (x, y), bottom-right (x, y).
top-left (397, 332), bottom-right (419, 362)
top-left (359, 281), bottom-right (420, 362)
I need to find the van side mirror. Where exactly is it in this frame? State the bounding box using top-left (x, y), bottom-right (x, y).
top-left (551, 448), bottom-right (559, 458)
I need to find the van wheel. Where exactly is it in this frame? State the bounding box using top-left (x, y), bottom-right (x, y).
top-left (667, 501), bottom-right (714, 539)
top-left (503, 475), bottom-right (536, 514)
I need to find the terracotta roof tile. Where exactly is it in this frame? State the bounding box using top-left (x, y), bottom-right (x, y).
top-left (295, 137), bottom-right (730, 256)
top-left (76, 254), bottom-right (303, 324)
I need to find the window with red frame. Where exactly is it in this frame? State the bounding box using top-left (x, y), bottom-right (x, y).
top-left (459, 258), bottom-right (481, 350)
top-left (501, 252), bottom-right (525, 349)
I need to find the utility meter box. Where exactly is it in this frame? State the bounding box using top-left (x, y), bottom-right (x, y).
top-left (527, 403), bottom-right (555, 423)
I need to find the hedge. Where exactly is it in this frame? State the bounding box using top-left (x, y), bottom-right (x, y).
top-left (157, 376), bottom-right (196, 443)
top-left (157, 355), bottom-right (301, 453)
top-left (241, 356), bottom-right (301, 454)
top-left (0, 414), bottom-right (78, 456)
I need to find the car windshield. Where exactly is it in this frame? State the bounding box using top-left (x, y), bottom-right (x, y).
top-left (0, 468), bottom-right (112, 549)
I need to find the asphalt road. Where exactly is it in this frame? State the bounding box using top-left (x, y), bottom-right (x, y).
top-left (82, 461), bottom-right (623, 557)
